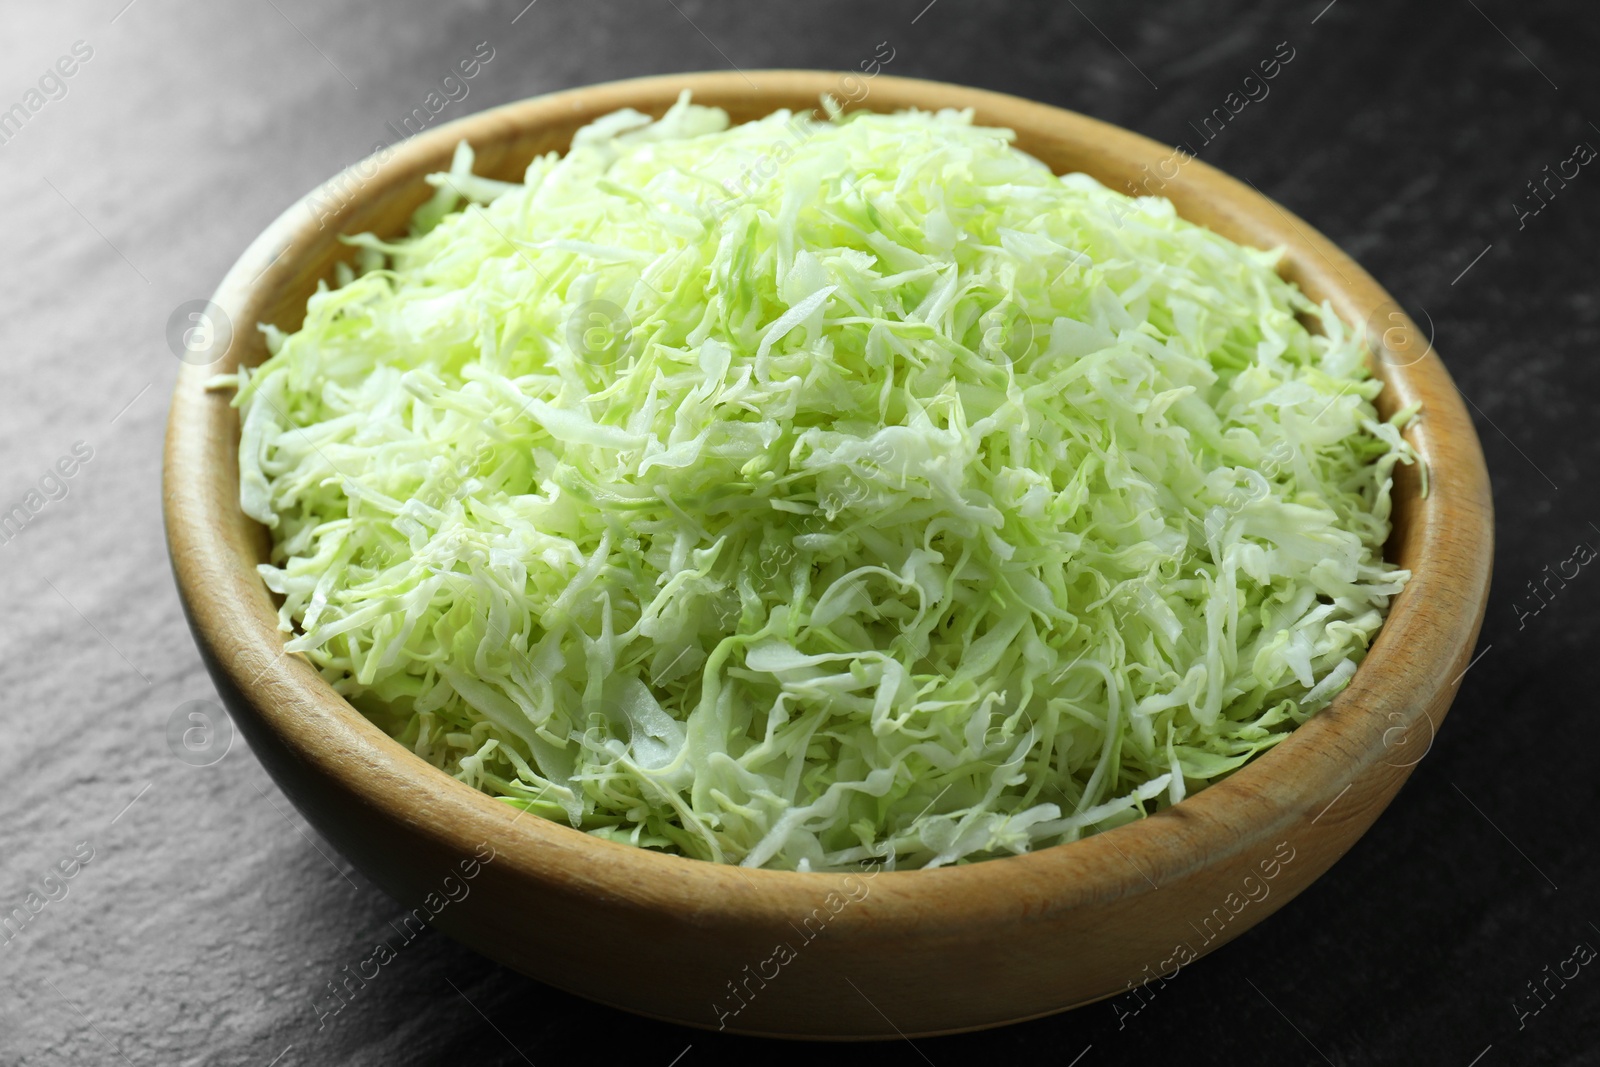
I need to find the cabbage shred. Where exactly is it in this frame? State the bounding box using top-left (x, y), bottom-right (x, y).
top-left (227, 95), bottom-right (1415, 870)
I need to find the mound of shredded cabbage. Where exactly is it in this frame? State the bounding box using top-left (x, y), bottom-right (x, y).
top-left (223, 93), bottom-right (1417, 870)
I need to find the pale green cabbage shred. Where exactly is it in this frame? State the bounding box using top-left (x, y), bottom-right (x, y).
top-left (229, 94), bottom-right (1416, 871)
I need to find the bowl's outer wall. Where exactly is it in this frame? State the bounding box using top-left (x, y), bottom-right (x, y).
top-left (163, 72), bottom-right (1493, 1038)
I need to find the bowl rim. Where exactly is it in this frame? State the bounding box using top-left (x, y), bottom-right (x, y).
top-left (163, 70), bottom-right (1493, 922)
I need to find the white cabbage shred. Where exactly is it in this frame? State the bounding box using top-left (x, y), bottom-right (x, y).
top-left (227, 94), bottom-right (1416, 870)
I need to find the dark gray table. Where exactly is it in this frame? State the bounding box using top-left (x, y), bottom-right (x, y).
top-left (2, 1), bottom-right (1595, 1063)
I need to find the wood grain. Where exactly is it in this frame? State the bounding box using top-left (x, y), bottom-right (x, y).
top-left (162, 70), bottom-right (1493, 1038)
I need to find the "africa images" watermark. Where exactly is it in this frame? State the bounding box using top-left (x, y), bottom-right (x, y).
top-left (0, 39), bottom-right (94, 149)
top-left (1513, 535), bottom-right (1596, 630)
top-left (0, 840), bottom-right (96, 952)
top-left (311, 842), bottom-right (496, 1029)
top-left (1110, 839), bottom-right (1296, 1028)
top-left (1513, 139), bottom-right (1596, 231)
top-left (306, 41), bottom-right (497, 230)
top-left (711, 860), bottom-right (880, 1030)
top-left (1105, 40), bottom-right (1297, 232)
top-left (1512, 931), bottom-right (1596, 1031)
top-left (0, 441), bottom-right (95, 549)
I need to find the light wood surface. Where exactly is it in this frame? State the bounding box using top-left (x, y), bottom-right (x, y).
top-left (162, 71), bottom-right (1493, 1038)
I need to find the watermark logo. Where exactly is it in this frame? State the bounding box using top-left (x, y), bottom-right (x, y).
top-left (566, 299), bottom-right (635, 366)
top-left (166, 700), bottom-right (233, 767)
top-left (978, 300), bottom-right (1035, 364)
top-left (983, 709), bottom-right (1037, 768)
top-left (1379, 708), bottom-right (1435, 768)
top-left (166, 299), bottom-right (233, 366)
top-left (1364, 298), bottom-right (1435, 368)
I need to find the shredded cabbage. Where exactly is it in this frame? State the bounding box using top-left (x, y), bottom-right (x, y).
top-left (224, 93), bottom-right (1416, 870)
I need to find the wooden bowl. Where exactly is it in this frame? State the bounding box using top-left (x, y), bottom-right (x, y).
top-left (163, 71), bottom-right (1493, 1038)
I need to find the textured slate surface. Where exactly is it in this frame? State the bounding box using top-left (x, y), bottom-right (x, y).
top-left (1, 1), bottom-right (1596, 1063)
